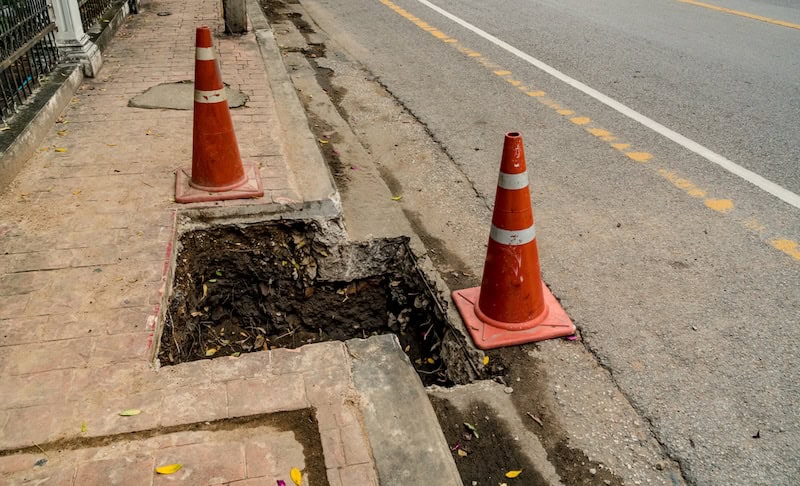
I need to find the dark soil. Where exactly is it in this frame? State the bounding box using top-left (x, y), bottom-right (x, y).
top-left (430, 397), bottom-right (549, 485)
top-left (160, 221), bottom-right (468, 386)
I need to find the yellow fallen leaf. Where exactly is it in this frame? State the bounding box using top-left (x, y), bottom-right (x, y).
top-left (318, 139), bottom-right (328, 144)
top-left (483, 356), bottom-right (490, 365)
top-left (54, 148), bottom-right (68, 152)
top-left (505, 469), bottom-right (523, 478)
top-left (119, 409), bottom-right (141, 416)
top-left (145, 129), bottom-right (152, 135)
top-left (205, 347), bottom-right (218, 357)
top-left (107, 143), bottom-right (117, 147)
top-left (457, 449), bottom-right (468, 457)
top-left (391, 195), bottom-right (402, 201)
top-left (290, 467), bottom-right (303, 486)
top-left (57, 130), bottom-right (68, 136)
top-left (1, 126), bottom-right (10, 131)
top-left (81, 421), bottom-right (87, 433)
top-left (73, 190), bottom-right (81, 196)
top-left (426, 358), bottom-right (435, 364)
top-left (155, 464), bottom-right (182, 475)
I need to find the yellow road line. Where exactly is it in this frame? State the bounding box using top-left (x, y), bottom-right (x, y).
top-left (377, 0), bottom-right (800, 261)
top-left (678, 0), bottom-right (800, 30)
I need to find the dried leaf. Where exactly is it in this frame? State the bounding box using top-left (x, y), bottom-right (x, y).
top-left (155, 464), bottom-right (183, 475)
top-left (57, 130), bottom-right (68, 136)
top-left (190, 311), bottom-right (203, 317)
top-left (215, 270), bottom-right (223, 276)
top-left (208, 279), bottom-right (217, 283)
top-left (145, 129), bottom-right (152, 135)
top-left (457, 449), bottom-right (468, 457)
top-left (80, 421), bottom-right (87, 433)
top-left (505, 470), bottom-right (523, 478)
top-left (107, 143), bottom-right (117, 147)
top-left (119, 409), bottom-right (141, 416)
top-left (483, 355), bottom-right (490, 365)
top-left (290, 467), bottom-right (302, 486)
top-left (391, 195), bottom-right (402, 201)
top-left (318, 139), bottom-right (328, 144)
top-left (202, 283), bottom-right (208, 300)
top-left (73, 190), bottom-right (81, 196)
top-left (54, 148), bottom-right (68, 153)
top-left (205, 347), bottom-right (218, 356)
top-left (426, 357), bottom-right (435, 364)
top-left (464, 422), bottom-right (479, 438)
top-left (0, 126), bottom-right (10, 131)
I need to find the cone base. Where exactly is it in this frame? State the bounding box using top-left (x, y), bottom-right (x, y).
top-left (175, 162), bottom-right (264, 203)
top-left (452, 284), bottom-right (575, 350)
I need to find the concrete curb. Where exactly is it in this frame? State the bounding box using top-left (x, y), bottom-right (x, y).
top-left (247, 0), bottom-right (341, 218)
top-left (348, 335), bottom-right (464, 485)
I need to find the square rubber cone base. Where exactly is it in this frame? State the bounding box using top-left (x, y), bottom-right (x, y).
top-left (175, 162), bottom-right (264, 203)
top-left (452, 284), bottom-right (576, 350)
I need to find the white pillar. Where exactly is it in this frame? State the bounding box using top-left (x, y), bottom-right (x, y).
top-left (50, 0), bottom-right (103, 77)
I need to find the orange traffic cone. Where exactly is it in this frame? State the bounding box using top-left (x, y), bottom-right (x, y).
top-left (175, 26), bottom-right (264, 203)
top-left (452, 132), bottom-right (575, 350)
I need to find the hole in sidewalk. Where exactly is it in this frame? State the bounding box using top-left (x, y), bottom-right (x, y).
top-left (159, 220), bottom-right (499, 386)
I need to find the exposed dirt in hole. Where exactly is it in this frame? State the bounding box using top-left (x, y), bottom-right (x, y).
top-left (160, 221), bottom-right (480, 386)
top-left (429, 397), bottom-right (549, 485)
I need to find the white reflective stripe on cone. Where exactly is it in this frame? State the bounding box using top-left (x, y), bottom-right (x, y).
top-left (490, 224), bottom-right (536, 246)
top-left (194, 89), bottom-right (227, 103)
top-left (497, 171), bottom-right (529, 190)
top-left (195, 47), bottom-right (216, 60)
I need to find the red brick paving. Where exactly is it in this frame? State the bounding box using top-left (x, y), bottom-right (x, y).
top-left (0, 0), bottom-right (377, 483)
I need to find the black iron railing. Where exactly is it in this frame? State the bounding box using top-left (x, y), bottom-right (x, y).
top-left (0, 0), bottom-right (60, 122)
top-left (78, 0), bottom-right (113, 31)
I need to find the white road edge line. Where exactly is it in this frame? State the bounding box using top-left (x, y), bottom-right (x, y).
top-left (415, 0), bottom-right (800, 210)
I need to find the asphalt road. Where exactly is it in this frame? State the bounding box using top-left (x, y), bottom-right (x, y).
top-left (297, 0), bottom-right (800, 483)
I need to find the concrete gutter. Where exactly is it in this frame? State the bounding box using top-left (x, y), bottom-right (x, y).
top-left (247, 0), bottom-right (341, 218)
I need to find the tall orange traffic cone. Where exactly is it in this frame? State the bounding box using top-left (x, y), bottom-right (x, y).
top-left (452, 132), bottom-right (575, 350)
top-left (175, 26), bottom-right (264, 203)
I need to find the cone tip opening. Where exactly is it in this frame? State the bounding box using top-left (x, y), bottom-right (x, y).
top-left (506, 131), bottom-right (521, 138)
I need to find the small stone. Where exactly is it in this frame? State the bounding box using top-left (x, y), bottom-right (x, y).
top-left (504, 386), bottom-right (514, 394)
top-left (589, 468), bottom-right (597, 475)
top-left (604, 481), bottom-right (611, 485)
top-left (691, 326), bottom-right (698, 331)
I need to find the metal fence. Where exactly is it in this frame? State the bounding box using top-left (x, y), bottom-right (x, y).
top-left (79, 0), bottom-right (113, 31)
top-left (0, 0), bottom-right (60, 122)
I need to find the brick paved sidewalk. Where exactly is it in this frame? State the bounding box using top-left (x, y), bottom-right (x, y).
top-left (0, 0), bottom-right (374, 483)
